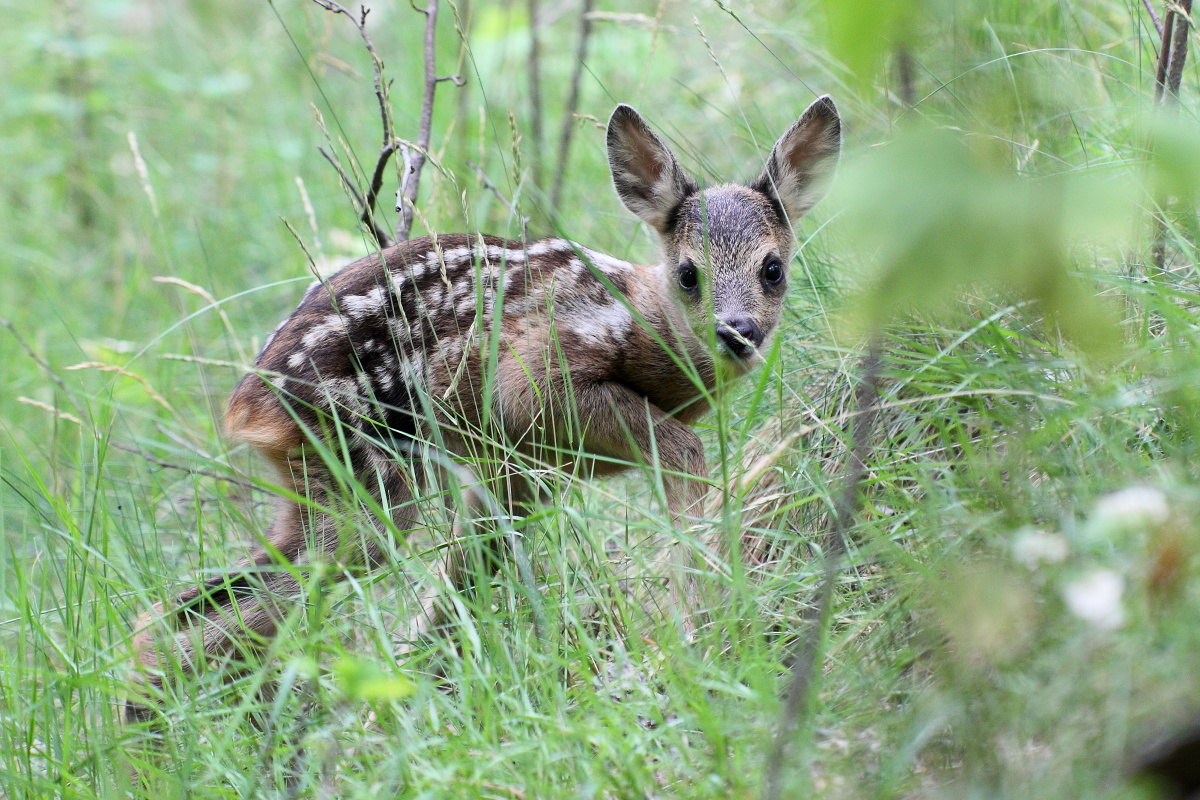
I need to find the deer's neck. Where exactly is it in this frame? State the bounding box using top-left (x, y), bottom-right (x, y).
top-left (615, 264), bottom-right (717, 421)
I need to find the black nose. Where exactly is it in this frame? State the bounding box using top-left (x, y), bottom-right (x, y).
top-left (716, 316), bottom-right (763, 357)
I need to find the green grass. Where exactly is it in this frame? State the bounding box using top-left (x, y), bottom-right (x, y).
top-left (5, 0), bottom-right (1200, 797)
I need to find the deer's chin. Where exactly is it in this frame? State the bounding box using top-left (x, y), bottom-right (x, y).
top-left (715, 344), bottom-right (763, 378)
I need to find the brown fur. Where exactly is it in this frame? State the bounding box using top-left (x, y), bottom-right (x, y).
top-left (125, 99), bottom-right (841, 721)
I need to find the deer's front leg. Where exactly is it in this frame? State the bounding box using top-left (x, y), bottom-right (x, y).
top-left (568, 382), bottom-right (711, 620)
top-left (571, 382), bottom-right (709, 518)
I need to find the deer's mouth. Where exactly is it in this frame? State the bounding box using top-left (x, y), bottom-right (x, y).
top-left (715, 340), bottom-right (765, 375)
top-left (717, 336), bottom-right (757, 361)
top-left (715, 316), bottom-right (763, 362)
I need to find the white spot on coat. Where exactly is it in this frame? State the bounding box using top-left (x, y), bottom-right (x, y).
top-left (439, 246), bottom-right (473, 265)
top-left (487, 245), bottom-right (526, 263)
top-left (455, 290), bottom-right (480, 318)
top-left (373, 362), bottom-right (396, 393)
top-left (355, 371), bottom-right (373, 396)
top-left (526, 239), bottom-right (573, 257)
top-left (567, 300), bottom-right (632, 345)
top-left (300, 314), bottom-right (349, 351)
top-left (577, 247), bottom-right (634, 277)
top-left (340, 286), bottom-right (386, 319)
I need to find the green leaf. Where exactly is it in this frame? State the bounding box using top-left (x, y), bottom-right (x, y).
top-left (332, 657), bottom-right (415, 702)
top-left (818, 0), bottom-right (923, 85)
top-left (1148, 116), bottom-right (1200, 198)
top-left (837, 126), bottom-right (1131, 354)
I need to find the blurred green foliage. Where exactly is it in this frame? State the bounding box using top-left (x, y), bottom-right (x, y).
top-left (839, 125), bottom-right (1132, 353)
top-left (819, 0), bottom-right (930, 84)
top-left (332, 656), bottom-right (415, 702)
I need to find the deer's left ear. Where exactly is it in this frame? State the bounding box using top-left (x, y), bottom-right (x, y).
top-left (750, 95), bottom-right (842, 224)
top-left (607, 104), bottom-right (698, 233)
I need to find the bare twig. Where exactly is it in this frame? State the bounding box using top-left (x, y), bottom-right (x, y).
top-left (550, 0), bottom-right (595, 209)
top-left (527, 0), bottom-right (544, 189)
top-left (1146, 0), bottom-right (1165, 35)
top-left (1152, 6), bottom-right (1176, 271)
top-left (309, 1), bottom-right (398, 249)
top-left (319, 137), bottom-right (393, 245)
top-left (361, 141), bottom-right (398, 244)
top-left (311, 3), bottom-right (392, 146)
top-left (762, 342), bottom-right (882, 800)
top-left (467, 159), bottom-right (529, 240)
top-left (1155, 5), bottom-right (1176, 102)
top-left (1166, 0), bottom-right (1194, 100)
top-left (396, 0), bottom-right (445, 242)
top-left (1151, 1), bottom-right (1193, 271)
top-left (399, 144), bottom-right (414, 209)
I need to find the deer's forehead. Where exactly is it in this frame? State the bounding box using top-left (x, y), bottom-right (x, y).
top-left (676, 186), bottom-right (781, 251)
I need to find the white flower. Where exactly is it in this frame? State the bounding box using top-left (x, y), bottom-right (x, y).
top-left (1062, 569), bottom-right (1125, 630)
top-left (1011, 527), bottom-right (1068, 569)
top-left (1090, 486), bottom-right (1169, 533)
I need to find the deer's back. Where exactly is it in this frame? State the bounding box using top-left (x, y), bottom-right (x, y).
top-left (225, 234), bottom-right (653, 468)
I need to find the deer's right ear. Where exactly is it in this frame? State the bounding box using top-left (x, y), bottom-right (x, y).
top-left (607, 105), bottom-right (697, 233)
top-left (750, 95), bottom-right (842, 224)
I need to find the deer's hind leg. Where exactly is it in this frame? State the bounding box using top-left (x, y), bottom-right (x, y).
top-left (125, 451), bottom-right (423, 722)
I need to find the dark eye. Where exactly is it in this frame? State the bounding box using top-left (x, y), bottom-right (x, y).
top-left (762, 257), bottom-right (784, 285)
top-left (678, 261), bottom-right (699, 292)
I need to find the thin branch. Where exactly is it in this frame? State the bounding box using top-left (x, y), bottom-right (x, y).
top-left (1152, 1), bottom-right (1192, 271)
top-left (361, 141), bottom-right (398, 243)
top-left (527, 0), bottom-right (544, 189)
top-left (318, 142), bottom-right (391, 256)
top-left (1155, 5), bottom-right (1176, 102)
top-left (1146, 0), bottom-right (1165, 36)
top-left (310, 1), bottom-right (396, 249)
top-left (762, 341), bottom-right (882, 800)
top-left (1166, 0), bottom-right (1194, 100)
top-left (550, 0), bottom-right (595, 209)
top-left (311, 1), bottom-right (392, 147)
top-left (397, 1), bottom-right (443, 242)
top-left (399, 144), bottom-right (414, 212)
top-left (467, 159), bottom-right (529, 240)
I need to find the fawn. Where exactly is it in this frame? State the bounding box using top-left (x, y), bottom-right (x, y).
top-left (126, 97), bottom-right (841, 721)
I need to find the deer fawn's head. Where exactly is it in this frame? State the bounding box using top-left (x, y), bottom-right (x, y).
top-left (607, 97), bottom-right (841, 375)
